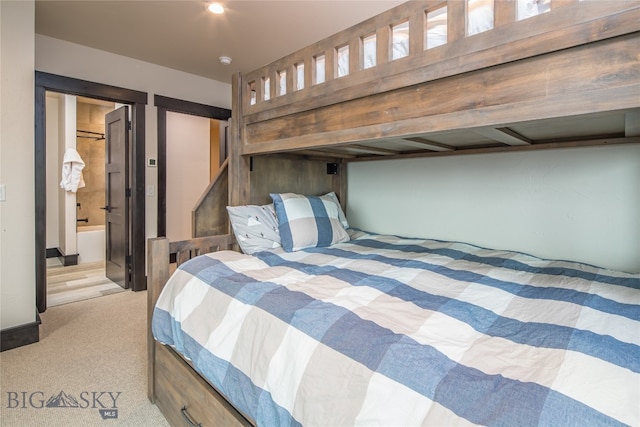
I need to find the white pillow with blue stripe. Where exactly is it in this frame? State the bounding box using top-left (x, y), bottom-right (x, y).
top-left (271, 192), bottom-right (350, 252)
top-left (322, 191), bottom-right (349, 229)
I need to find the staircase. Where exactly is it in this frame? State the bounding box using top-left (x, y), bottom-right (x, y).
top-left (191, 158), bottom-right (229, 238)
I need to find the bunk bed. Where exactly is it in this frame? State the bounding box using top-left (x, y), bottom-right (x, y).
top-left (147, 1), bottom-right (640, 426)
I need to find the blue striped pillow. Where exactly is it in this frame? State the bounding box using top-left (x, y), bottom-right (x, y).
top-left (270, 193), bottom-right (350, 252)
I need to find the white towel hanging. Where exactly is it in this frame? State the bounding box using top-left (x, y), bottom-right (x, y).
top-left (60, 147), bottom-right (86, 192)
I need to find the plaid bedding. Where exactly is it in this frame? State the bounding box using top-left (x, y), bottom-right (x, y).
top-left (152, 230), bottom-right (640, 427)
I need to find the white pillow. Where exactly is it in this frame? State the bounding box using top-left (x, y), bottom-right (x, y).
top-left (321, 192), bottom-right (349, 229)
top-left (226, 204), bottom-right (281, 254)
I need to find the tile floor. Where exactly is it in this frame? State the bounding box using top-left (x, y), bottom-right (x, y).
top-left (47, 259), bottom-right (125, 307)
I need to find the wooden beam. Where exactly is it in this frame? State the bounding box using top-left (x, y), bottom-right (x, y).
top-left (229, 73), bottom-right (250, 206)
top-left (475, 127), bottom-right (532, 146)
top-left (347, 137), bottom-right (640, 162)
top-left (347, 144), bottom-right (399, 155)
top-left (402, 137), bottom-right (456, 152)
top-left (295, 149), bottom-right (357, 159)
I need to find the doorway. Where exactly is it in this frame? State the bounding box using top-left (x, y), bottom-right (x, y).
top-left (35, 71), bottom-right (148, 313)
top-left (154, 94), bottom-right (231, 237)
top-left (44, 94), bottom-right (127, 306)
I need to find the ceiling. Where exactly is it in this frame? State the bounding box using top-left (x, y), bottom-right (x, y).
top-left (35, 0), bottom-right (404, 84)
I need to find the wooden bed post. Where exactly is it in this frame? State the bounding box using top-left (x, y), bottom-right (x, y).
top-left (336, 161), bottom-right (348, 218)
top-left (229, 72), bottom-right (251, 207)
top-left (147, 237), bottom-right (169, 402)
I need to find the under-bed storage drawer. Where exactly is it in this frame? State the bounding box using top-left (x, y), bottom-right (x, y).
top-left (154, 342), bottom-right (252, 427)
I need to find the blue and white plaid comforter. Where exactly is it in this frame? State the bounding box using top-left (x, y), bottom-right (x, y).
top-left (152, 230), bottom-right (640, 427)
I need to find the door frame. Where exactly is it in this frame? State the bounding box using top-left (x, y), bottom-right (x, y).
top-left (154, 94), bottom-right (231, 237)
top-left (35, 71), bottom-right (148, 313)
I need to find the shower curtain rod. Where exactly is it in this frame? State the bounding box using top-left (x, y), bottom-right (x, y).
top-left (77, 129), bottom-right (105, 140)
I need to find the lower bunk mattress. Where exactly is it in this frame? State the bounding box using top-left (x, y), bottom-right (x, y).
top-left (152, 230), bottom-right (640, 426)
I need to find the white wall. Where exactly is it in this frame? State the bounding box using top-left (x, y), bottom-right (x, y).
top-left (60, 95), bottom-right (78, 256)
top-left (47, 93), bottom-right (77, 256)
top-left (1, 0), bottom-right (36, 329)
top-left (348, 145), bottom-right (640, 273)
top-left (45, 94), bottom-right (60, 250)
top-left (166, 112), bottom-right (211, 241)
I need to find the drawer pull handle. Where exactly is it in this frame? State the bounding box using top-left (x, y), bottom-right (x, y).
top-left (181, 406), bottom-right (202, 427)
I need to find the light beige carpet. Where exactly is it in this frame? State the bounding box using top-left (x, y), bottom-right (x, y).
top-left (0, 290), bottom-right (169, 426)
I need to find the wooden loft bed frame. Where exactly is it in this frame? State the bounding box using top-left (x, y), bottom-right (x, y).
top-left (148, 1), bottom-right (640, 425)
top-left (229, 0), bottom-right (639, 205)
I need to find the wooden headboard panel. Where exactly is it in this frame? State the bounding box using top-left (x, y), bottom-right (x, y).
top-left (249, 156), bottom-right (346, 206)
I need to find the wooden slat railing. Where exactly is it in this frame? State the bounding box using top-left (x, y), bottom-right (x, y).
top-left (235, 0), bottom-right (639, 156)
top-left (241, 0), bottom-right (639, 125)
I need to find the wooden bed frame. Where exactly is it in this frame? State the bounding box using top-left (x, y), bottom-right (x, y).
top-left (147, 234), bottom-right (256, 426)
top-left (148, 1), bottom-right (640, 425)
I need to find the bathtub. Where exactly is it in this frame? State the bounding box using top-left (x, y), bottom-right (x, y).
top-left (77, 225), bottom-right (105, 264)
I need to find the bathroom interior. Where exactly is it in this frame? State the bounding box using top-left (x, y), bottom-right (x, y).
top-left (45, 93), bottom-right (115, 268)
top-left (75, 97), bottom-right (114, 263)
top-left (44, 93), bottom-right (125, 306)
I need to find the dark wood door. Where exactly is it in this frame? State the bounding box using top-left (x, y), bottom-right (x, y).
top-left (105, 106), bottom-right (129, 288)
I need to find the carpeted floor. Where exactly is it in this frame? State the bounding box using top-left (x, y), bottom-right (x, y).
top-left (0, 290), bottom-right (170, 426)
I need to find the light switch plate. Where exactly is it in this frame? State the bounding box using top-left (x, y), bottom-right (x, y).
top-left (0, 184), bottom-right (5, 202)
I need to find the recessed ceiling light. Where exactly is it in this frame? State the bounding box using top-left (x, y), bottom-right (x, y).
top-left (208, 3), bottom-right (224, 14)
